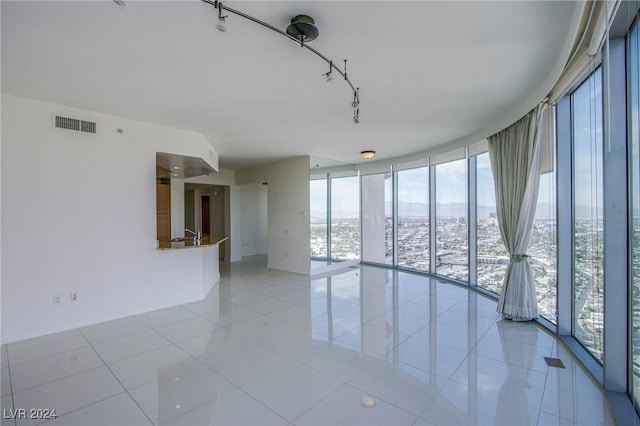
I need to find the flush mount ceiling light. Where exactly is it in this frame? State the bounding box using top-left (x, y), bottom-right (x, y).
top-left (360, 150), bottom-right (376, 160)
top-left (361, 395), bottom-right (376, 408)
top-left (201, 0), bottom-right (361, 123)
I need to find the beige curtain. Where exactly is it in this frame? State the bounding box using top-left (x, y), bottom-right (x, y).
top-left (488, 104), bottom-right (545, 321)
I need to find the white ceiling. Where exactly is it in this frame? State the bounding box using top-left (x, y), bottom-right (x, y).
top-left (1, 1), bottom-right (581, 169)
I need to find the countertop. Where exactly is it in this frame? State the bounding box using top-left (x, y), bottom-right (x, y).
top-left (157, 235), bottom-right (228, 250)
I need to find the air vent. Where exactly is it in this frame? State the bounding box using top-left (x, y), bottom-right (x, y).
top-left (80, 120), bottom-right (96, 133)
top-left (55, 116), bottom-right (80, 131)
top-left (55, 115), bottom-right (96, 134)
top-left (544, 357), bottom-right (566, 369)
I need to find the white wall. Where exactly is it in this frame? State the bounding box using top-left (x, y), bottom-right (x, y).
top-left (171, 179), bottom-right (185, 239)
top-left (1, 94), bottom-right (220, 343)
top-left (192, 188), bottom-right (206, 232)
top-left (210, 186), bottom-right (225, 237)
top-left (239, 183), bottom-right (268, 257)
top-left (184, 189), bottom-right (195, 230)
top-left (229, 185), bottom-right (242, 262)
top-left (236, 157), bottom-right (310, 274)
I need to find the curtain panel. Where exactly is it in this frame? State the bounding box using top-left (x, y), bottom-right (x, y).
top-left (488, 104), bottom-right (546, 321)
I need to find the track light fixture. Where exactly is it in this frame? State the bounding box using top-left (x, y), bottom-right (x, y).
top-left (324, 61), bottom-right (333, 83)
top-left (352, 88), bottom-right (360, 109)
top-left (215, 3), bottom-right (228, 32)
top-left (202, 0), bottom-right (361, 123)
top-left (216, 17), bottom-right (228, 32)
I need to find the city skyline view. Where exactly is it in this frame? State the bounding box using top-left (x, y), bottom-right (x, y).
top-left (310, 118), bottom-right (610, 360)
top-left (310, 154), bottom-right (559, 325)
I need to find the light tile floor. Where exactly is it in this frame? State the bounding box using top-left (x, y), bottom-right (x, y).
top-left (0, 261), bottom-right (618, 425)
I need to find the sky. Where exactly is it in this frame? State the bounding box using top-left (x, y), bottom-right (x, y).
top-left (310, 151), bottom-right (556, 218)
top-left (572, 67), bottom-right (603, 218)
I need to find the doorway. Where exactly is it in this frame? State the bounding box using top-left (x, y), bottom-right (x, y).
top-left (201, 195), bottom-right (210, 235)
top-left (184, 183), bottom-right (230, 261)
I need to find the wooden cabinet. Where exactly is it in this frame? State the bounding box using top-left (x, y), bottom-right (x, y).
top-left (156, 179), bottom-right (171, 242)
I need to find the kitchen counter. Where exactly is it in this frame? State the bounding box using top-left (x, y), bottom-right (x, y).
top-left (157, 235), bottom-right (228, 250)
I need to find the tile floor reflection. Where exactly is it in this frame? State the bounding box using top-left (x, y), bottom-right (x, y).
top-left (1, 262), bottom-right (616, 425)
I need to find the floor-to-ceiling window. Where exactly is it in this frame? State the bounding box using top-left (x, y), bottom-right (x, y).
top-left (396, 167), bottom-right (429, 271)
top-left (629, 17), bottom-right (640, 408)
top-left (435, 158), bottom-right (468, 281)
top-left (475, 152), bottom-right (508, 293)
top-left (331, 175), bottom-right (360, 260)
top-left (361, 173), bottom-right (393, 265)
top-left (572, 68), bottom-right (604, 362)
top-left (310, 176), bottom-right (328, 259)
top-left (385, 176), bottom-right (393, 261)
top-left (532, 169), bottom-right (557, 323)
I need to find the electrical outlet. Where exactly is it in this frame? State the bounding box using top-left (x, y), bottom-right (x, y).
top-left (70, 292), bottom-right (78, 302)
top-left (53, 294), bottom-right (61, 305)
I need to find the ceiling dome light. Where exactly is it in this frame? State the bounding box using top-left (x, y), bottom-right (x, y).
top-left (216, 16), bottom-right (228, 32)
top-left (361, 150), bottom-right (375, 160)
top-left (361, 395), bottom-right (376, 408)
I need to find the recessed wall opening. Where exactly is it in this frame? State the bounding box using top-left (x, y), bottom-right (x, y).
top-left (238, 182), bottom-right (268, 266)
top-left (184, 183), bottom-right (230, 261)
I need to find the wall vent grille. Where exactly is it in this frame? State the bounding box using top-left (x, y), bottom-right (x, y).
top-left (543, 357), bottom-right (566, 369)
top-left (80, 120), bottom-right (96, 133)
top-left (55, 116), bottom-right (80, 131)
top-left (55, 115), bottom-right (96, 134)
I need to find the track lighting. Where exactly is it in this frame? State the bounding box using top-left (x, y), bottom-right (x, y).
top-left (352, 88), bottom-right (359, 108)
top-left (202, 0), bottom-right (361, 123)
top-left (286, 15), bottom-right (319, 44)
top-left (216, 3), bottom-right (228, 32)
top-left (216, 16), bottom-right (228, 32)
top-left (324, 61), bottom-right (333, 83)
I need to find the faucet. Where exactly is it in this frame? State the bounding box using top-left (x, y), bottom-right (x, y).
top-left (185, 228), bottom-right (201, 245)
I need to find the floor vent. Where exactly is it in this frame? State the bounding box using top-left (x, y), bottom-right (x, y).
top-left (55, 115), bottom-right (97, 134)
top-left (544, 357), bottom-right (566, 369)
